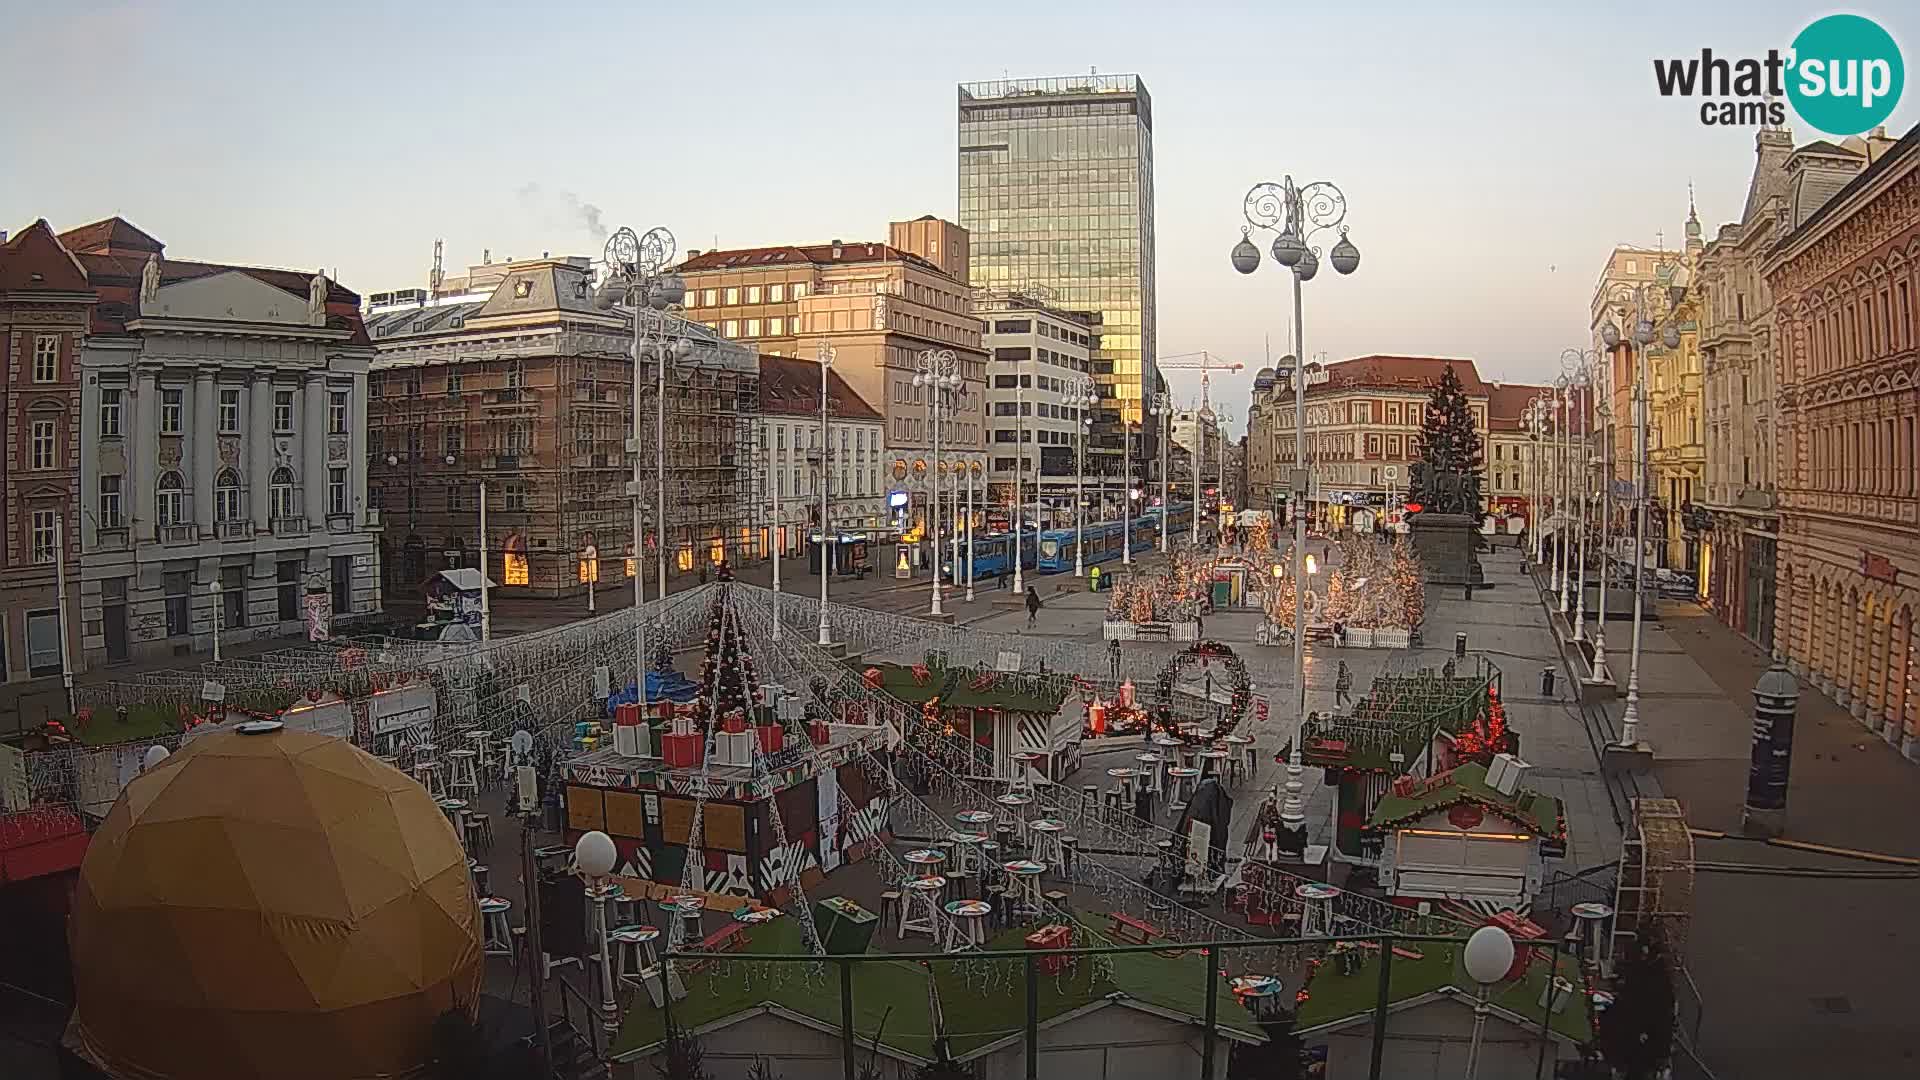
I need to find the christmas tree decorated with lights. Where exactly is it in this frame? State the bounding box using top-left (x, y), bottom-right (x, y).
top-left (694, 568), bottom-right (757, 728)
top-left (1407, 363), bottom-right (1484, 515)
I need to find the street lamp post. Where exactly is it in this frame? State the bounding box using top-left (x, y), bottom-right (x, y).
top-left (209, 578), bottom-right (223, 663)
top-left (965, 460), bottom-right (978, 603)
top-left (1069, 375), bottom-right (1097, 576)
top-left (1591, 373), bottom-right (1615, 685)
top-left (771, 414), bottom-right (783, 642)
top-left (914, 349), bottom-right (962, 616)
top-left (1555, 374), bottom-right (1572, 616)
top-left (817, 339), bottom-right (836, 646)
top-left (573, 830), bottom-right (621, 1038)
top-left (1149, 399), bottom-right (1171, 552)
top-left (1233, 175), bottom-right (1361, 828)
top-left (597, 224), bottom-right (685, 692)
top-left (1122, 420), bottom-right (1135, 566)
top-left (1462, 925), bottom-right (1517, 1080)
top-left (1013, 380), bottom-right (1027, 594)
top-left (1214, 408), bottom-right (1235, 549)
top-left (1563, 349), bottom-right (1601, 645)
top-left (1600, 299), bottom-right (1657, 747)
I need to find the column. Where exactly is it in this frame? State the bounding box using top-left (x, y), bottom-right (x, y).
top-left (193, 369), bottom-right (216, 534)
top-left (133, 370), bottom-right (160, 542)
top-left (303, 373), bottom-right (326, 525)
top-left (250, 371), bottom-right (273, 530)
top-left (349, 372), bottom-right (369, 526)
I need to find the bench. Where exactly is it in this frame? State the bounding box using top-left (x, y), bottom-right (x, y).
top-left (1108, 912), bottom-right (1163, 946)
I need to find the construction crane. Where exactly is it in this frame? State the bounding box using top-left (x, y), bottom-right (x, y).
top-left (1158, 350), bottom-right (1245, 413)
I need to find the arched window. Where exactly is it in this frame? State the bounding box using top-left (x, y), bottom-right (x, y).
top-left (270, 466), bottom-right (298, 521)
top-left (214, 468), bottom-right (244, 524)
top-left (502, 533), bottom-right (529, 587)
top-left (156, 470), bottom-right (186, 527)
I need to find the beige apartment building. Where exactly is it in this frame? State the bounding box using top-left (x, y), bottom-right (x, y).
top-left (676, 220), bottom-right (989, 537)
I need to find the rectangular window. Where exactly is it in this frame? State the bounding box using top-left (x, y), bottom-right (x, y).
top-left (164, 570), bottom-right (192, 637)
top-left (746, 319), bottom-right (762, 337)
top-left (701, 289), bottom-right (717, 306)
top-left (723, 320), bottom-right (739, 338)
top-left (25, 610), bottom-right (61, 677)
top-left (331, 555), bottom-right (352, 615)
top-left (221, 565), bottom-right (247, 629)
top-left (29, 509), bottom-right (57, 564)
top-left (219, 388), bottom-right (241, 432)
top-left (32, 334), bottom-right (58, 382)
top-left (29, 419), bottom-right (56, 470)
top-left (444, 424), bottom-right (464, 454)
top-left (504, 483), bottom-right (527, 510)
top-left (768, 317), bottom-right (784, 336)
top-left (100, 388), bottom-right (122, 437)
top-left (329, 390), bottom-right (349, 434)
top-left (99, 475), bottom-right (123, 528)
top-left (792, 282), bottom-right (808, 300)
top-left (446, 371), bottom-right (465, 394)
top-left (724, 287), bottom-right (740, 305)
top-left (277, 560), bottom-right (302, 622)
top-left (274, 390), bottom-right (295, 432)
top-left (769, 284), bottom-right (785, 302)
top-left (328, 467), bottom-right (348, 515)
top-left (160, 388), bottom-right (184, 433)
top-left (746, 285), bottom-right (762, 304)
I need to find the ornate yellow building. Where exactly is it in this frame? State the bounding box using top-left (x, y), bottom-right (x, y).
top-left (1649, 202), bottom-right (1708, 572)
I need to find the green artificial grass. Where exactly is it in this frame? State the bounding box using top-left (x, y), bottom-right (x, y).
top-left (1293, 941), bottom-right (1591, 1044)
top-left (1367, 761), bottom-right (1560, 833)
top-left (613, 915), bottom-right (1262, 1062)
top-left (67, 702), bottom-right (185, 746)
top-left (867, 663), bottom-right (1068, 715)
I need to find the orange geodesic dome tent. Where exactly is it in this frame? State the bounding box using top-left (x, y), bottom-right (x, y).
top-left (69, 722), bottom-right (482, 1080)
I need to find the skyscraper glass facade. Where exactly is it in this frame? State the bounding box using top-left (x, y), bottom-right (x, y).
top-left (958, 75), bottom-right (1156, 463)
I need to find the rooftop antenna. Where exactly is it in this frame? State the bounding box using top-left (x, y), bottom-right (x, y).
top-left (430, 239), bottom-right (444, 299)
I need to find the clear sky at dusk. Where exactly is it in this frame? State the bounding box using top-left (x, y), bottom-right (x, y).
top-left (5, 0), bottom-right (1915, 432)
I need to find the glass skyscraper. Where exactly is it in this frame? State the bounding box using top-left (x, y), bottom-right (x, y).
top-left (958, 75), bottom-right (1157, 467)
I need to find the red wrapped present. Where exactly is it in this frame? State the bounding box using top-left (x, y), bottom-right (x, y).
top-left (721, 711), bottom-right (748, 735)
top-left (1025, 923), bottom-right (1072, 975)
top-left (755, 724), bottom-right (784, 755)
top-left (615, 703), bottom-right (641, 727)
top-left (808, 720), bottom-right (830, 746)
top-left (661, 731), bottom-right (704, 769)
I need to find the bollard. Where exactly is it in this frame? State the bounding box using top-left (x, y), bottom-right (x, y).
top-left (1540, 666), bottom-right (1556, 697)
top-left (1454, 631), bottom-right (1468, 659)
top-left (1742, 661), bottom-right (1800, 838)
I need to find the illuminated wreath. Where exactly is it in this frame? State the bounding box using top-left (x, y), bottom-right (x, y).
top-left (1152, 641), bottom-right (1252, 742)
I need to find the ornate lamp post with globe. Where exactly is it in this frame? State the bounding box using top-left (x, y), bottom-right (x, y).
top-left (816, 338), bottom-right (836, 646)
top-left (596, 225), bottom-right (685, 696)
top-left (1600, 290), bottom-right (1658, 749)
top-left (1232, 176), bottom-right (1361, 831)
top-left (914, 349), bottom-right (962, 616)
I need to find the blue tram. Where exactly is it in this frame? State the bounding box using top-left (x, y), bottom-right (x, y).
top-left (1034, 506), bottom-right (1194, 573)
top-left (939, 531), bottom-right (1039, 583)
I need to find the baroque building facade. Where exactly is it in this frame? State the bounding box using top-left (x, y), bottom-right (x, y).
top-left (63, 219), bottom-right (379, 667)
top-left (1764, 122), bottom-right (1920, 761)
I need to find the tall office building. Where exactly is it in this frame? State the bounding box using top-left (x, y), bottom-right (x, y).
top-left (958, 75), bottom-right (1157, 476)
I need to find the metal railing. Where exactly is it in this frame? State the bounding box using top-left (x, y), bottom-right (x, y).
top-left (653, 931), bottom-right (1598, 1080)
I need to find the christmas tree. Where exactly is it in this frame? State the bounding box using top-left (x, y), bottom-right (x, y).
top-left (1391, 536), bottom-right (1425, 629)
top-left (1407, 364), bottom-right (1485, 515)
top-left (694, 590), bottom-right (756, 727)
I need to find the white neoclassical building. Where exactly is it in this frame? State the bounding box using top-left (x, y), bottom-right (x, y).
top-left (62, 218), bottom-right (378, 665)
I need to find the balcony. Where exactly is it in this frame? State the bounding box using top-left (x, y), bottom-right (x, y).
top-left (217, 520), bottom-right (252, 540)
top-left (159, 524), bottom-right (196, 545)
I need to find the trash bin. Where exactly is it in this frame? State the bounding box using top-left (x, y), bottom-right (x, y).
top-left (1541, 666), bottom-right (1557, 697)
top-left (1454, 632), bottom-right (1468, 659)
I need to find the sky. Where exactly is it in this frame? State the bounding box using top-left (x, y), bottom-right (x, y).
top-left (5, 0), bottom-right (1916, 436)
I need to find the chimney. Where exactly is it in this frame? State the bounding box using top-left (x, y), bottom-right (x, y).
top-left (830, 240), bottom-right (843, 259)
top-left (686, 249), bottom-right (701, 259)
top-left (483, 249), bottom-right (491, 264)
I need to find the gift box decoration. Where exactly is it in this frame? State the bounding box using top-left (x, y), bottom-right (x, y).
top-left (754, 724), bottom-right (785, 756)
top-left (661, 731), bottom-right (704, 769)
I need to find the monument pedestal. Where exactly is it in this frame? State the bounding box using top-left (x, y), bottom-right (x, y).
top-left (1408, 512), bottom-right (1482, 586)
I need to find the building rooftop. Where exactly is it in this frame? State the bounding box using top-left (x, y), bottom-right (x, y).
top-left (758, 354), bottom-right (883, 422)
top-left (0, 219), bottom-right (92, 294)
top-left (1771, 121), bottom-right (1920, 259)
top-left (679, 242), bottom-right (945, 277)
top-left (1312, 355), bottom-right (1490, 396)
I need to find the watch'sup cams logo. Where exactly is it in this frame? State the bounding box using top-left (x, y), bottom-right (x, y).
top-left (1654, 14), bottom-right (1903, 135)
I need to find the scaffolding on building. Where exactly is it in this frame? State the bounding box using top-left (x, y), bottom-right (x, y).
top-left (363, 274), bottom-right (760, 605)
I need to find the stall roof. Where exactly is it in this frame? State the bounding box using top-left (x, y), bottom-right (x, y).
top-left (1366, 761), bottom-right (1561, 834)
top-left (435, 568), bottom-right (496, 591)
top-left (866, 662), bottom-right (1069, 714)
top-left (612, 915), bottom-right (1262, 1062)
top-left (1294, 942), bottom-right (1591, 1044)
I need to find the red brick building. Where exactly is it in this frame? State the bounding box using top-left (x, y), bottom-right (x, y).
top-left (0, 222), bottom-right (95, 731)
top-left (1764, 123), bottom-right (1920, 761)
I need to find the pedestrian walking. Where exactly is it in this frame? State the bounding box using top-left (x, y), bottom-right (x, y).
top-left (1107, 638), bottom-right (1122, 682)
top-left (1195, 611), bottom-right (1205, 640)
top-left (1332, 620), bottom-right (1346, 648)
top-left (1025, 585), bottom-right (1043, 628)
top-left (1335, 660), bottom-right (1353, 707)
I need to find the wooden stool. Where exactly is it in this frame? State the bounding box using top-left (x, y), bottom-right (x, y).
top-left (463, 812), bottom-right (492, 854)
top-left (412, 760), bottom-right (446, 799)
top-left (1060, 836), bottom-right (1080, 883)
top-left (447, 749), bottom-right (480, 798)
top-left (479, 897), bottom-right (513, 956)
top-left (1043, 889), bottom-right (1071, 914)
top-left (878, 890), bottom-right (902, 930)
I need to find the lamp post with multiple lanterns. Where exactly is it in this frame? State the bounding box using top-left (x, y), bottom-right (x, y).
top-left (1600, 291), bottom-right (1658, 749)
top-left (1069, 374), bottom-right (1098, 576)
top-left (1233, 175), bottom-right (1361, 828)
top-left (914, 349), bottom-right (962, 617)
top-left (597, 225), bottom-right (686, 695)
top-left (816, 339), bottom-right (836, 646)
